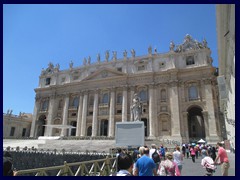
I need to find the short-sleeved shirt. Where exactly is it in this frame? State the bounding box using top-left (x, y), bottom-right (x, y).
top-left (218, 147), bottom-right (229, 163)
top-left (173, 150), bottom-right (182, 166)
top-left (135, 155), bottom-right (156, 176)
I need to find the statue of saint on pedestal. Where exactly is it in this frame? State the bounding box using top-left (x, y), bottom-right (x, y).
top-left (131, 93), bottom-right (143, 121)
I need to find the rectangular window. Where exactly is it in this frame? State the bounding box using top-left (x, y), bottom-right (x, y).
top-left (117, 110), bottom-right (122, 114)
top-left (117, 67), bottom-right (122, 72)
top-left (186, 56), bottom-right (195, 65)
top-left (71, 113), bottom-right (77, 117)
top-left (10, 127), bottom-right (15, 136)
top-left (89, 111), bottom-right (93, 115)
top-left (45, 78), bottom-right (51, 85)
top-left (73, 76), bottom-right (79, 80)
top-left (22, 128), bottom-right (26, 137)
top-left (137, 65), bottom-right (145, 71)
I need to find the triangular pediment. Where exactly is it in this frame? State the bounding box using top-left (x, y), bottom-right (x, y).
top-left (82, 67), bottom-right (126, 81)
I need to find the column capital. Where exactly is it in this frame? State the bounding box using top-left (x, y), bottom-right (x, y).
top-left (148, 83), bottom-right (156, 89)
top-left (202, 110), bottom-right (208, 116)
top-left (35, 95), bottom-right (41, 102)
top-left (129, 86), bottom-right (135, 91)
top-left (202, 78), bottom-right (212, 85)
top-left (121, 85), bottom-right (128, 91)
top-left (109, 87), bottom-right (116, 92)
top-left (82, 90), bottom-right (89, 95)
top-left (169, 80), bottom-right (178, 87)
top-left (93, 88), bottom-right (100, 94)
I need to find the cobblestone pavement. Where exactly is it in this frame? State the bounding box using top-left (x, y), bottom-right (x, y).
top-left (180, 152), bottom-right (235, 176)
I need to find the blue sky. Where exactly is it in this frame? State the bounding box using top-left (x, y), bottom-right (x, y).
top-left (3, 4), bottom-right (218, 115)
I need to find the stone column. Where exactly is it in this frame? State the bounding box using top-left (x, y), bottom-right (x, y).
top-left (46, 95), bottom-right (56, 136)
top-left (80, 91), bottom-right (88, 136)
top-left (76, 92), bottom-right (83, 136)
top-left (108, 88), bottom-right (115, 137)
top-left (92, 89), bottom-right (99, 137)
top-left (149, 84), bottom-right (157, 137)
top-left (122, 86), bottom-right (128, 122)
top-left (130, 86), bottom-right (135, 121)
top-left (30, 96), bottom-right (41, 137)
top-left (169, 81), bottom-right (182, 142)
top-left (204, 79), bottom-right (219, 142)
top-left (182, 111), bottom-right (189, 143)
top-left (61, 94), bottom-right (69, 136)
top-left (202, 111), bottom-right (210, 139)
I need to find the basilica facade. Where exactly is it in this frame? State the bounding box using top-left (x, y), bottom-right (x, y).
top-left (30, 35), bottom-right (222, 144)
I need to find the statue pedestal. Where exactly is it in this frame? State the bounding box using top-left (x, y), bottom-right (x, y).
top-left (115, 121), bottom-right (144, 147)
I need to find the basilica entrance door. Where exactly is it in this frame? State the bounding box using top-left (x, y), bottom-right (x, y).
top-left (36, 115), bottom-right (46, 137)
top-left (188, 107), bottom-right (206, 140)
top-left (100, 120), bottom-right (108, 136)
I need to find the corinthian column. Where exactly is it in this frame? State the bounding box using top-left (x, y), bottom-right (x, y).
top-left (80, 91), bottom-right (88, 136)
top-left (130, 86), bottom-right (135, 121)
top-left (61, 94), bottom-right (69, 136)
top-left (30, 96), bottom-right (41, 137)
top-left (149, 84), bottom-right (157, 138)
top-left (108, 88), bottom-right (115, 137)
top-left (122, 86), bottom-right (128, 122)
top-left (46, 95), bottom-right (56, 136)
top-left (76, 92), bottom-right (83, 136)
top-left (169, 81), bottom-right (182, 142)
top-left (204, 79), bottom-right (220, 142)
top-left (92, 90), bottom-right (99, 137)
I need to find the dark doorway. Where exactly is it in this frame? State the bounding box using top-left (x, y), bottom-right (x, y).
top-left (100, 120), bottom-right (108, 136)
top-left (37, 115), bottom-right (46, 137)
top-left (188, 107), bottom-right (206, 140)
top-left (141, 118), bottom-right (148, 137)
top-left (70, 121), bottom-right (77, 136)
top-left (87, 126), bottom-right (92, 136)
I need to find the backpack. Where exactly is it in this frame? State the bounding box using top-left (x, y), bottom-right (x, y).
top-left (152, 149), bottom-right (161, 163)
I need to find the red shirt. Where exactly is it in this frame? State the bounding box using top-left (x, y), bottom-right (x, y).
top-left (218, 147), bottom-right (229, 163)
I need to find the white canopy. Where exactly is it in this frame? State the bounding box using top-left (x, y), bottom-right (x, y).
top-left (197, 139), bottom-right (206, 143)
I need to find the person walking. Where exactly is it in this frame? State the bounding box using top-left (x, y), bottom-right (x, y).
top-left (110, 153), bottom-right (134, 176)
top-left (190, 145), bottom-right (196, 163)
top-left (201, 150), bottom-right (216, 176)
top-left (158, 152), bottom-right (180, 176)
top-left (186, 145), bottom-right (190, 159)
top-left (214, 142), bottom-right (230, 176)
top-left (134, 147), bottom-right (157, 176)
top-left (173, 146), bottom-right (183, 174)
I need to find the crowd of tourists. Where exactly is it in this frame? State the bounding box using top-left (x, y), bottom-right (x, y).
top-left (3, 142), bottom-right (230, 176)
top-left (112, 142), bottom-right (230, 176)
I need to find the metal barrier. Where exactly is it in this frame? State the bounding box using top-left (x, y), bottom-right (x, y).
top-left (14, 157), bottom-right (117, 176)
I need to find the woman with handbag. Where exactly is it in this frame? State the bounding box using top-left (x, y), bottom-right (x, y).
top-left (158, 152), bottom-right (181, 176)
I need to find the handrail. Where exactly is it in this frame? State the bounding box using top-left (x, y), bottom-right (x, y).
top-left (14, 157), bottom-right (117, 176)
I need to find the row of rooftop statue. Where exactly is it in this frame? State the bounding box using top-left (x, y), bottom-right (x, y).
top-left (42, 34), bottom-right (208, 73)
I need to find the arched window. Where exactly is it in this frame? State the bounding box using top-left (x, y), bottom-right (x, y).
top-left (117, 93), bottom-right (122, 104)
top-left (73, 97), bottom-right (79, 108)
top-left (42, 100), bottom-right (48, 111)
top-left (102, 93), bottom-right (109, 104)
top-left (161, 89), bottom-right (166, 102)
top-left (189, 85), bottom-right (198, 100)
top-left (139, 90), bottom-right (147, 101)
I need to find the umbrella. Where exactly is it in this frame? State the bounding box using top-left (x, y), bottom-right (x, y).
top-left (197, 139), bottom-right (206, 143)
